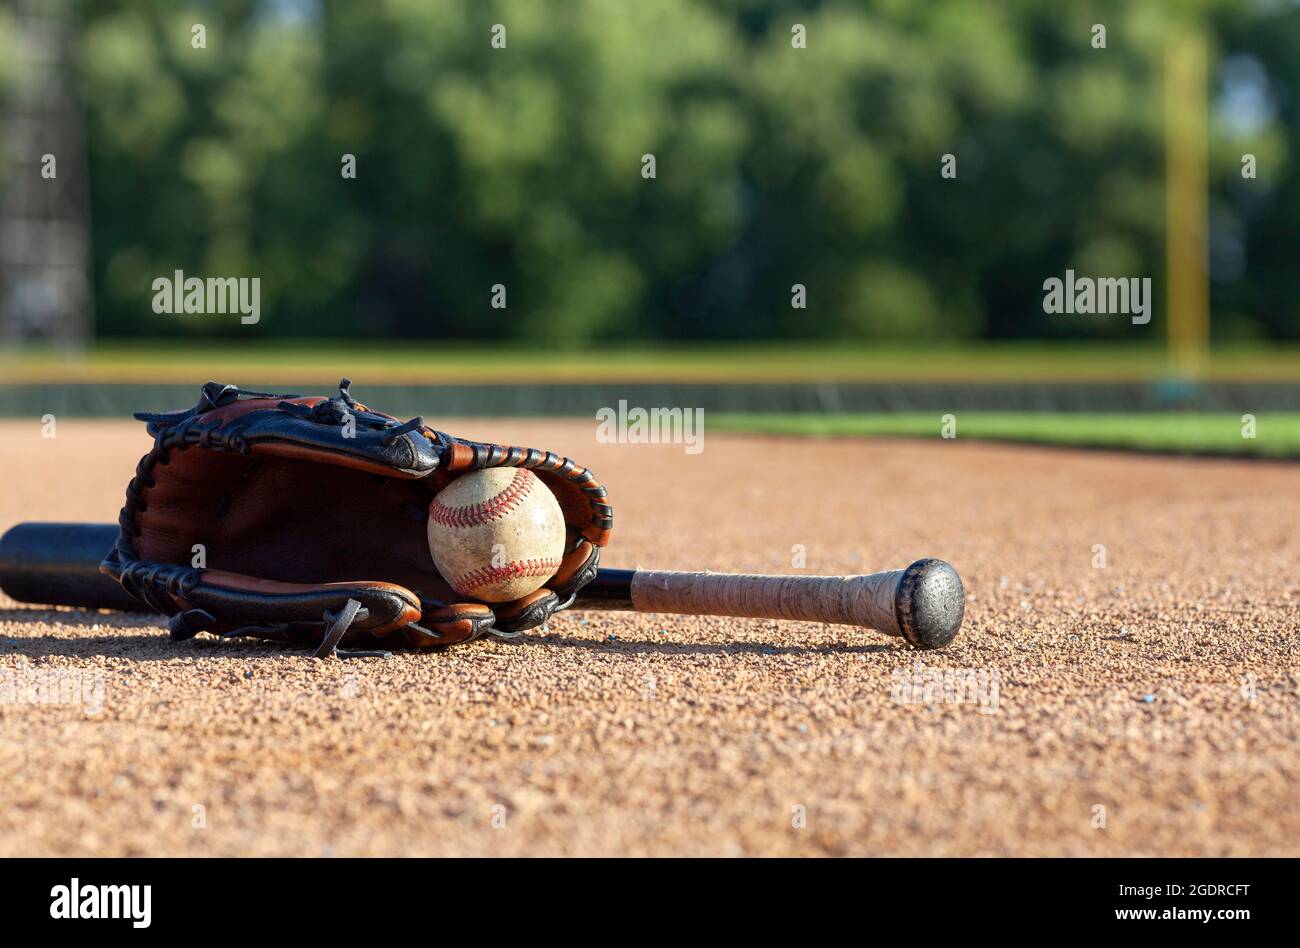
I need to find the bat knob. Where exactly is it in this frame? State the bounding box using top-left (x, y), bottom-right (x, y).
top-left (895, 558), bottom-right (965, 649)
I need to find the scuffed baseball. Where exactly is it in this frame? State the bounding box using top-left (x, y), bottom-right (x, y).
top-left (427, 468), bottom-right (566, 603)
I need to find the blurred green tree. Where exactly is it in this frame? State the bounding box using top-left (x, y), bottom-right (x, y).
top-left (72, 0), bottom-right (1298, 342)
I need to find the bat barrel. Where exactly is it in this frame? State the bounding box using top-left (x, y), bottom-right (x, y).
top-left (890, 558), bottom-right (966, 649)
top-left (0, 522), bottom-right (144, 612)
top-left (609, 559), bottom-right (964, 649)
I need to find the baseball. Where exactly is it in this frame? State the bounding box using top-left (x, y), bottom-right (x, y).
top-left (427, 468), bottom-right (566, 602)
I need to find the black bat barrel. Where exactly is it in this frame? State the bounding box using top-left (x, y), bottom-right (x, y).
top-left (0, 522), bottom-right (146, 612)
top-left (567, 567), bottom-right (635, 610)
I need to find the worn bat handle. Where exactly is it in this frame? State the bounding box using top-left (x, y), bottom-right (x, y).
top-left (0, 522), bottom-right (141, 611)
top-left (585, 559), bottom-right (965, 649)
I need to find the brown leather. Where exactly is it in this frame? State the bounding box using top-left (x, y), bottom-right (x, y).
top-left (421, 601), bottom-right (494, 621)
top-left (250, 442), bottom-right (427, 478)
top-left (414, 602), bottom-right (496, 647)
top-left (550, 542), bottom-right (597, 589)
top-left (494, 588), bottom-right (554, 621)
top-left (409, 618), bottom-right (477, 647)
top-left (199, 394), bottom-right (397, 428)
top-left (200, 570), bottom-right (421, 635)
top-left (136, 451), bottom-right (458, 601)
top-left (201, 396), bottom-right (323, 427)
top-left (200, 569), bottom-right (418, 600)
top-left (445, 442), bottom-right (477, 470)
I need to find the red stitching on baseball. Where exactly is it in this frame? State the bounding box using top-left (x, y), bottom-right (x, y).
top-left (429, 468), bottom-right (537, 528)
top-left (456, 557), bottom-right (563, 595)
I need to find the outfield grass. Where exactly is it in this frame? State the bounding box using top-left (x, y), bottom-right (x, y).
top-left (3, 341), bottom-right (1299, 384)
top-left (710, 413), bottom-right (1300, 458)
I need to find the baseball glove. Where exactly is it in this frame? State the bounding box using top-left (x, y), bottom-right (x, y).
top-left (101, 379), bottom-right (611, 656)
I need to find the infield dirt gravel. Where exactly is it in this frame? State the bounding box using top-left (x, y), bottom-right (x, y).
top-left (1, 420), bottom-right (1296, 856)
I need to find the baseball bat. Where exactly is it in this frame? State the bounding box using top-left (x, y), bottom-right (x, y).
top-left (0, 522), bottom-right (964, 649)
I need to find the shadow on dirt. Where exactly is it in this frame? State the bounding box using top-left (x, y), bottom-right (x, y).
top-left (0, 607), bottom-right (303, 661)
top-left (1, 607), bottom-right (904, 660)
top-left (512, 634), bottom-right (900, 656)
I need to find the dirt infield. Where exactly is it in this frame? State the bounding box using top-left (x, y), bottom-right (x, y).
top-left (1, 419), bottom-right (1296, 856)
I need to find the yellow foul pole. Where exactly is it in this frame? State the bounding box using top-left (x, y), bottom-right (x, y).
top-left (1164, 28), bottom-right (1210, 379)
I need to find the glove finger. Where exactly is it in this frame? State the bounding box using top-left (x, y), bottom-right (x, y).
top-left (548, 539), bottom-right (600, 597)
top-left (409, 602), bottom-right (496, 647)
top-left (492, 589), bottom-right (559, 633)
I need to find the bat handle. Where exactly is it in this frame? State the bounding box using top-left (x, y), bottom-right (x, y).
top-left (0, 522), bottom-right (143, 612)
top-left (625, 559), bottom-right (964, 649)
